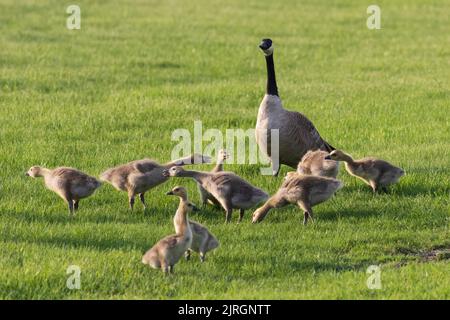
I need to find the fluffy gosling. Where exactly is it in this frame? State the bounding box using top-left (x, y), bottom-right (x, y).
top-left (141, 187), bottom-right (194, 274)
top-left (326, 150), bottom-right (405, 193)
top-left (167, 186), bottom-right (219, 262)
top-left (26, 166), bottom-right (101, 215)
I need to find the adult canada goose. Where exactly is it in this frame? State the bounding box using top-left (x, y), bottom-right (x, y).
top-left (167, 186), bottom-right (219, 262)
top-left (326, 150), bottom-right (405, 192)
top-left (141, 188), bottom-right (193, 274)
top-left (252, 172), bottom-right (342, 224)
top-left (198, 149), bottom-right (229, 207)
top-left (297, 150), bottom-right (339, 178)
top-left (163, 167), bottom-right (268, 223)
top-left (26, 166), bottom-right (101, 215)
top-left (100, 154), bottom-right (210, 211)
top-left (256, 38), bottom-right (335, 176)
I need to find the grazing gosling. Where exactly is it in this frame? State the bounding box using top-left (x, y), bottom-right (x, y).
top-left (167, 186), bottom-right (219, 262)
top-left (297, 150), bottom-right (339, 178)
top-left (100, 154), bottom-right (210, 211)
top-left (325, 150), bottom-right (405, 193)
top-left (252, 172), bottom-right (342, 224)
top-left (163, 167), bottom-right (268, 223)
top-left (141, 188), bottom-right (194, 274)
top-left (198, 149), bottom-right (229, 207)
top-left (26, 166), bottom-right (101, 215)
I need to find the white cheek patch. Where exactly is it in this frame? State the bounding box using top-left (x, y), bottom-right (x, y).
top-left (264, 45), bottom-right (274, 56)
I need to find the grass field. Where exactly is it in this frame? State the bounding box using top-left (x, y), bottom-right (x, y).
top-left (0, 0), bottom-right (449, 299)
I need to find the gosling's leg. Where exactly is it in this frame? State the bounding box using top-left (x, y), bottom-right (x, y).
top-left (168, 265), bottom-right (174, 274)
top-left (238, 209), bottom-right (245, 223)
top-left (139, 193), bottom-right (147, 210)
top-left (219, 199), bottom-right (233, 223)
top-left (200, 252), bottom-right (205, 263)
top-left (297, 201), bottom-right (312, 225)
top-left (128, 191), bottom-right (135, 211)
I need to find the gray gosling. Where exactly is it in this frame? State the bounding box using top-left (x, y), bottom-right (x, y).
top-left (141, 187), bottom-right (194, 274)
top-left (167, 186), bottom-right (219, 262)
top-left (26, 166), bottom-right (101, 215)
top-left (326, 150), bottom-right (405, 193)
top-left (252, 172), bottom-right (342, 224)
top-left (256, 38), bottom-right (334, 176)
top-left (297, 150), bottom-right (339, 178)
top-left (100, 154), bottom-right (210, 211)
top-left (198, 149), bottom-right (229, 208)
top-left (163, 167), bottom-right (268, 223)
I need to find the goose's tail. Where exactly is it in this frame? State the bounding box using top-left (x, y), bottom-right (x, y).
top-left (323, 140), bottom-right (335, 153)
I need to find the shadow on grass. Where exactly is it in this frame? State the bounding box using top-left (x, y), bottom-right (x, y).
top-left (319, 207), bottom-right (380, 222)
top-left (2, 229), bottom-right (151, 253)
top-left (0, 207), bottom-right (174, 226)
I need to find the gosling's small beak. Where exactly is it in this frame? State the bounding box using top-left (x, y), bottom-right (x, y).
top-left (166, 191), bottom-right (174, 196)
top-left (25, 172), bottom-right (30, 176)
top-left (192, 206), bottom-right (199, 212)
top-left (324, 156), bottom-right (332, 160)
top-left (162, 169), bottom-right (169, 177)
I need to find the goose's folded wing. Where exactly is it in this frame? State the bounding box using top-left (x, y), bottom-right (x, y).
top-left (287, 111), bottom-right (328, 150)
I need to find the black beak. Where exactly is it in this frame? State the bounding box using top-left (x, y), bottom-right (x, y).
top-left (25, 172), bottom-right (29, 176)
top-left (259, 38), bottom-right (273, 50)
top-left (192, 206), bottom-right (199, 212)
top-left (166, 191), bottom-right (174, 196)
top-left (324, 156), bottom-right (331, 160)
top-left (162, 169), bottom-right (169, 177)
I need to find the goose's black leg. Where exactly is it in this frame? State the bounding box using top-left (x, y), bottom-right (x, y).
top-left (238, 209), bottom-right (245, 223)
top-left (139, 193), bottom-right (147, 210)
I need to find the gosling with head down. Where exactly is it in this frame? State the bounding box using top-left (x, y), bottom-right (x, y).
top-left (252, 172), bottom-right (342, 225)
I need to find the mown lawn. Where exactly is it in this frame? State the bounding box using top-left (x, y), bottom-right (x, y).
top-left (0, 0), bottom-right (448, 299)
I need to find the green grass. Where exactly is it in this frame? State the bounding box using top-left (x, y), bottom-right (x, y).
top-left (0, 0), bottom-right (449, 299)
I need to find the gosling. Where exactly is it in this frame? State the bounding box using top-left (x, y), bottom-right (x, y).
top-left (163, 166), bottom-right (268, 223)
top-left (297, 150), bottom-right (339, 178)
top-left (167, 186), bottom-right (219, 262)
top-left (141, 188), bottom-right (194, 274)
top-left (26, 166), bottom-right (101, 215)
top-left (326, 150), bottom-right (405, 193)
top-left (252, 172), bottom-right (342, 224)
top-left (198, 149), bottom-right (229, 207)
top-left (100, 154), bottom-right (210, 211)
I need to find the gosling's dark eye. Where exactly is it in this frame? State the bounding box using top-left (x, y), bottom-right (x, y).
top-left (175, 188), bottom-right (179, 192)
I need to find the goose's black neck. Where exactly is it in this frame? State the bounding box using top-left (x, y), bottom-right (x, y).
top-left (265, 54), bottom-right (278, 96)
